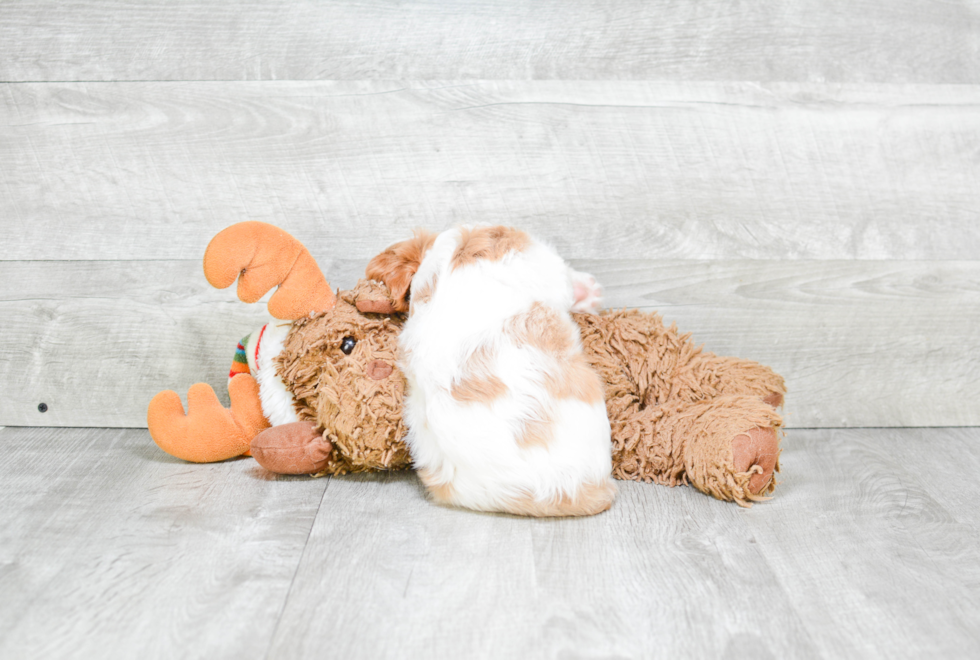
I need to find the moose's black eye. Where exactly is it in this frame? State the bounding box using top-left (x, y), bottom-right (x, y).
top-left (340, 336), bottom-right (357, 355)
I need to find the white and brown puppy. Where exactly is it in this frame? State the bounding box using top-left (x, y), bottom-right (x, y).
top-left (367, 225), bottom-right (615, 517)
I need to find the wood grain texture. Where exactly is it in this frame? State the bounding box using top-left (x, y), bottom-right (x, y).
top-left (0, 426), bottom-right (330, 660)
top-left (0, 260), bottom-right (275, 428)
top-left (887, 428), bottom-right (980, 530)
top-left (266, 470), bottom-right (816, 659)
top-left (2, 81), bottom-right (980, 261)
top-left (1, 258), bottom-right (977, 429)
top-left (746, 428), bottom-right (980, 657)
top-left (595, 259), bottom-right (980, 429)
top-left (1, 0), bottom-right (979, 83)
top-left (2, 427), bottom-right (978, 659)
top-left (265, 428), bottom-right (980, 659)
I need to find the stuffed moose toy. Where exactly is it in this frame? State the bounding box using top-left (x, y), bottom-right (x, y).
top-left (148, 222), bottom-right (785, 514)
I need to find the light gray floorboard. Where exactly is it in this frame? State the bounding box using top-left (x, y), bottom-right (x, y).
top-left (3, 81), bottom-right (979, 262)
top-left (3, 259), bottom-right (978, 429)
top-left (263, 427), bottom-right (980, 659)
top-left (748, 428), bottom-right (980, 658)
top-left (266, 470), bottom-right (820, 659)
top-left (1, 1), bottom-right (978, 83)
top-left (2, 427), bottom-right (978, 659)
top-left (0, 427), bottom-right (329, 660)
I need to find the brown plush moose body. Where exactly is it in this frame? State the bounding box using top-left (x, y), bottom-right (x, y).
top-left (149, 222), bottom-right (785, 512)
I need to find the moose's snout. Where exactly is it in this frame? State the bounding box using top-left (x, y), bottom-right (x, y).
top-left (366, 359), bottom-right (393, 380)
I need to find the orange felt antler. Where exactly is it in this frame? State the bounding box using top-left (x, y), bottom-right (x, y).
top-left (148, 374), bottom-right (270, 463)
top-left (204, 221), bottom-right (336, 320)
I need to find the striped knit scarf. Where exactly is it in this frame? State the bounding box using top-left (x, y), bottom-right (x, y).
top-left (229, 334), bottom-right (252, 379)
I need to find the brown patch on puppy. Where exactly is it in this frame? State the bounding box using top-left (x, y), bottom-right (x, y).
top-left (516, 410), bottom-right (554, 449)
top-left (505, 304), bottom-right (604, 445)
top-left (450, 344), bottom-right (508, 404)
top-left (544, 354), bottom-right (605, 405)
top-left (465, 343), bottom-right (496, 371)
top-left (418, 467), bottom-right (456, 504)
top-left (366, 229), bottom-right (437, 312)
top-left (505, 302), bottom-right (574, 356)
top-left (451, 374), bottom-right (507, 404)
top-left (409, 273), bottom-right (438, 316)
top-left (451, 225), bottom-right (530, 271)
top-left (501, 479), bottom-right (616, 517)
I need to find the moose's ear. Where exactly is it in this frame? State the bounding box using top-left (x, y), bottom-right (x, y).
top-left (365, 230), bottom-right (436, 312)
top-left (352, 279), bottom-right (400, 315)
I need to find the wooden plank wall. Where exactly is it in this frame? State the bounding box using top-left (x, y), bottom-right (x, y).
top-left (1, 1), bottom-right (978, 428)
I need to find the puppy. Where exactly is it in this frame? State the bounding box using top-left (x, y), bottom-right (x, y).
top-left (367, 225), bottom-right (615, 517)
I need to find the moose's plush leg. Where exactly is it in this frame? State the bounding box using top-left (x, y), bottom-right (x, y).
top-left (576, 309), bottom-right (786, 504)
top-left (732, 427), bottom-right (781, 494)
top-left (675, 396), bottom-right (783, 506)
top-left (575, 309), bottom-right (785, 412)
top-left (147, 374), bottom-right (270, 463)
top-left (611, 395), bottom-right (782, 506)
top-left (669, 352), bottom-right (785, 502)
top-left (695, 354), bottom-right (787, 409)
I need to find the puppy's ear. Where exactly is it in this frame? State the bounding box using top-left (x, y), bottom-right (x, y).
top-left (365, 230), bottom-right (436, 312)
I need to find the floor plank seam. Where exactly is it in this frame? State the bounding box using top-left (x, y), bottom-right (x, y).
top-left (262, 477), bottom-right (332, 660)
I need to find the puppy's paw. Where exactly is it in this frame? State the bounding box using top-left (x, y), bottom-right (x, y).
top-left (570, 270), bottom-right (602, 313)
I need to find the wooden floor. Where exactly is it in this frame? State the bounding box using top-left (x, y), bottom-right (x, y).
top-left (1, 426), bottom-right (977, 659)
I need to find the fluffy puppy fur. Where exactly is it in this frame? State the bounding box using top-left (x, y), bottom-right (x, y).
top-left (367, 225), bottom-right (616, 517)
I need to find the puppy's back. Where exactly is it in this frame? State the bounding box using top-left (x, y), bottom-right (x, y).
top-left (399, 226), bottom-right (615, 517)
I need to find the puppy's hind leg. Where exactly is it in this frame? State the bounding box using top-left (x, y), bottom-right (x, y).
top-left (569, 268), bottom-right (603, 313)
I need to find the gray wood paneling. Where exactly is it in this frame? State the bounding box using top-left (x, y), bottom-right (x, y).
top-left (1, 1), bottom-right (978, 83)
top-left (2, 259), bottom-right (977, 429)
top-left (3, 427), bottom-right (977, 659)
top-left (0, 259), bottom-right (281, 428)
top-left (2, 81), bottom-right (979, 262)
top-left (596, 259), bottom-right (980, 429)
top-left (0, 426), bottom-right (329, 660)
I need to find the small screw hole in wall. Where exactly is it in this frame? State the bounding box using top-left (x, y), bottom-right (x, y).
top-left (38, 403), bottom-right (48, 413)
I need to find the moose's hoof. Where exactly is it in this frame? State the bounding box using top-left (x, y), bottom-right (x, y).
top-left (732, 427), bottom-right (780, 495)
top-left (251, 421), bottom-right (333, 475)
